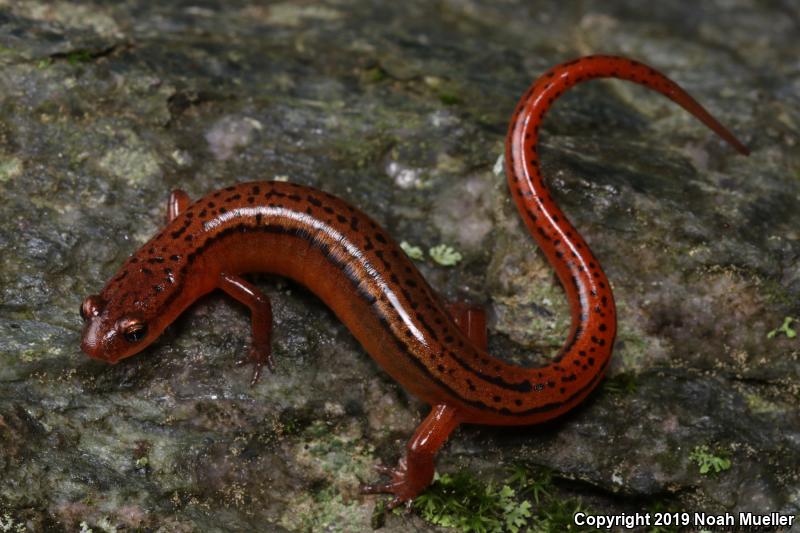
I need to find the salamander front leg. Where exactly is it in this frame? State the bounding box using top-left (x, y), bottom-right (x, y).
top-left (167, 189), bottom-right (191, 223)
top-left (218, 272), bottom-right (275, 385)
top-left (363, 403), bottom-right (460, 508)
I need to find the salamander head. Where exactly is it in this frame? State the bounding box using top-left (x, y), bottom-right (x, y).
top-left (79, 293), bottom-right (158, 363)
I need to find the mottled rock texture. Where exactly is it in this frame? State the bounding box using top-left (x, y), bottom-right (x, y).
top-left (0, 1), bottom-right (797, 531)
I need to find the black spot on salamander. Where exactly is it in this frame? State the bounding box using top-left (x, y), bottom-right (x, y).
top-left (588, 357), bottom-right (595, 366)
top-left (207, 201), bottom-right (216, 208)
top-left (171, 226), bottom-right (188, 239)
top-left (184, 234), bottom-right (193, 242)
top-left (307, 196), bottom-right (322, 207)
top-left (405, 278), bottom-right (417, 288)
top-left (219, 207), bottom-right (227, 214)
top-left (247, 196), bottom-right (255, 204)
top-left (437, 364), bottom-right (445, 372)
top-left (323, 206), bottom-right (334, 214)
top-left (252, 185), bottom-right (260, 195)
top-left (493, 396), bottom-right (501, 403)
top-left (306, 207), bottom-right (313, 215)
top-left (599, 323), bottom-right (607, 332)
top-left (199, 209), bottom-right (207, 218)
top-left (389, 273), bottom-right (399, 284)
top-left (547, 381), bottom-right (555, 388)
top-left (444, 335), bottom-right (454, 343)
top-left (578, 350), bottom-right (586, 357)
top-left (288, 194), bottom-right (301, 201)
top-left (514, 399), bottom-right (523, 406)
top-left (560, 387), bottom-right (566, 394)
top-left (350, 217), bottom-right (359, 231)
top-left (336, 214), bottom-right (346, 223)
top-left (255, 213), bottom-right (263, 225)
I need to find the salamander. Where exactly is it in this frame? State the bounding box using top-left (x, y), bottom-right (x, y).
top-left (79, 55), bottom-right (749, 507)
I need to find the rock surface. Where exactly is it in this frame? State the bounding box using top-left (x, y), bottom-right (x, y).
top-left (0, 1), bottom-right (798, 531)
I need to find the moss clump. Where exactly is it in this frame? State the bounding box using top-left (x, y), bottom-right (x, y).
top-left (294, 487), bottom-right (369, 533)
top-left (413, 471), bottom-right (532, 533)
top-left (602, 373), bottom-right (639, 395)
top-left (689, 445), bottom-right (731, 475)
top-left (400, 241), bottom-right (425, 261)
top-left (767, 316), bottom-right (797, 339)
top-left (429, 244), bottom-right (463, 266)
top-left (412, 465), bottom-right (600, 533)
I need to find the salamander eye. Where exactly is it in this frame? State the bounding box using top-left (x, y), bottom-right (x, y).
top-left (79, 303), bottom-right (87, 321)
top-left (122, 321), bottom-right (148, 343)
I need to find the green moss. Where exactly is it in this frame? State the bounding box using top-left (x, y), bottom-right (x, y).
top-left (438, 92), bottom-right (462, 105)
top-left (506, 464), bottom-right (552, 505)
top-left (294, 487), bottom-right (369, 533)
top-left (531, 497), bottom-right (598, 533)
top-left (429, 244), bottom-right (463, 266)
top-left (413, 471), bottom-right (532, 533)
top-left (646, 502), bottom-right (682, 533)
top-left (66, 50), bottom-right (93, 64)
top-left (689, 445), bottom-right (731, 475)
top-left (400, 241), bottom-right (425, 260)
top-left (767, 316), bottom-right (797, 339)
top-left (602, 373), bottom-right (639, 395)
top-left (363, 66), bottom-right (388, 83)
top-left (411, 465), bottom-right (600, 533)
top-left (744, 392), bottom-right (780, 414)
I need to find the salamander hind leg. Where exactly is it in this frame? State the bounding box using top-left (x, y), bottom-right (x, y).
top-left (363, 404), bottom-right (461, 508)
top-left (218, 272), bottom-right (275, 385)
top-left (446, 302), bottom-right (488, 352)
top-left (167, 189), bottom-right (191, 223)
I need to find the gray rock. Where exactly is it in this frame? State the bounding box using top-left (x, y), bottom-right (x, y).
top-left (0, 1), bottom-right (797, 531)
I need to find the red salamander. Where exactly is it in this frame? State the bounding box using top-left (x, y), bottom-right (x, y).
top-left (80, 55), bottom-right (748, 506)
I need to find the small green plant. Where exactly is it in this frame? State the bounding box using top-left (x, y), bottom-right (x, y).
top-left (689, 445), bottom-right (731, 475)
top-left (603, 373), bottom-right (638, 395)
top-left (438, 91), bottom-right (462, 105)
top-left (507, 464), bottom-right (552, 504)
top-left (530, 497), bottom-right (597, 533)
top-left (767, 316), bottom-right (797, 339)
top-left (647, 501), bottom-right (681, 533)
top-left (66, 50), bottom-right (93, 64)
top-left (413, 472), bottom-right (532, 533)
top-left (400, 241), bottom-right (425, 260)
top-left (429, 244), bottom-right (463, 266)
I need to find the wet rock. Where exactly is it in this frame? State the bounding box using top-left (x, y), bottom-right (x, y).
top-left (0, 1), bottom-right (797, 531)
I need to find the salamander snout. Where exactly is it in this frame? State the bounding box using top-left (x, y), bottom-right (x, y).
top-left (79, 295), bottom-right (150, 363)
